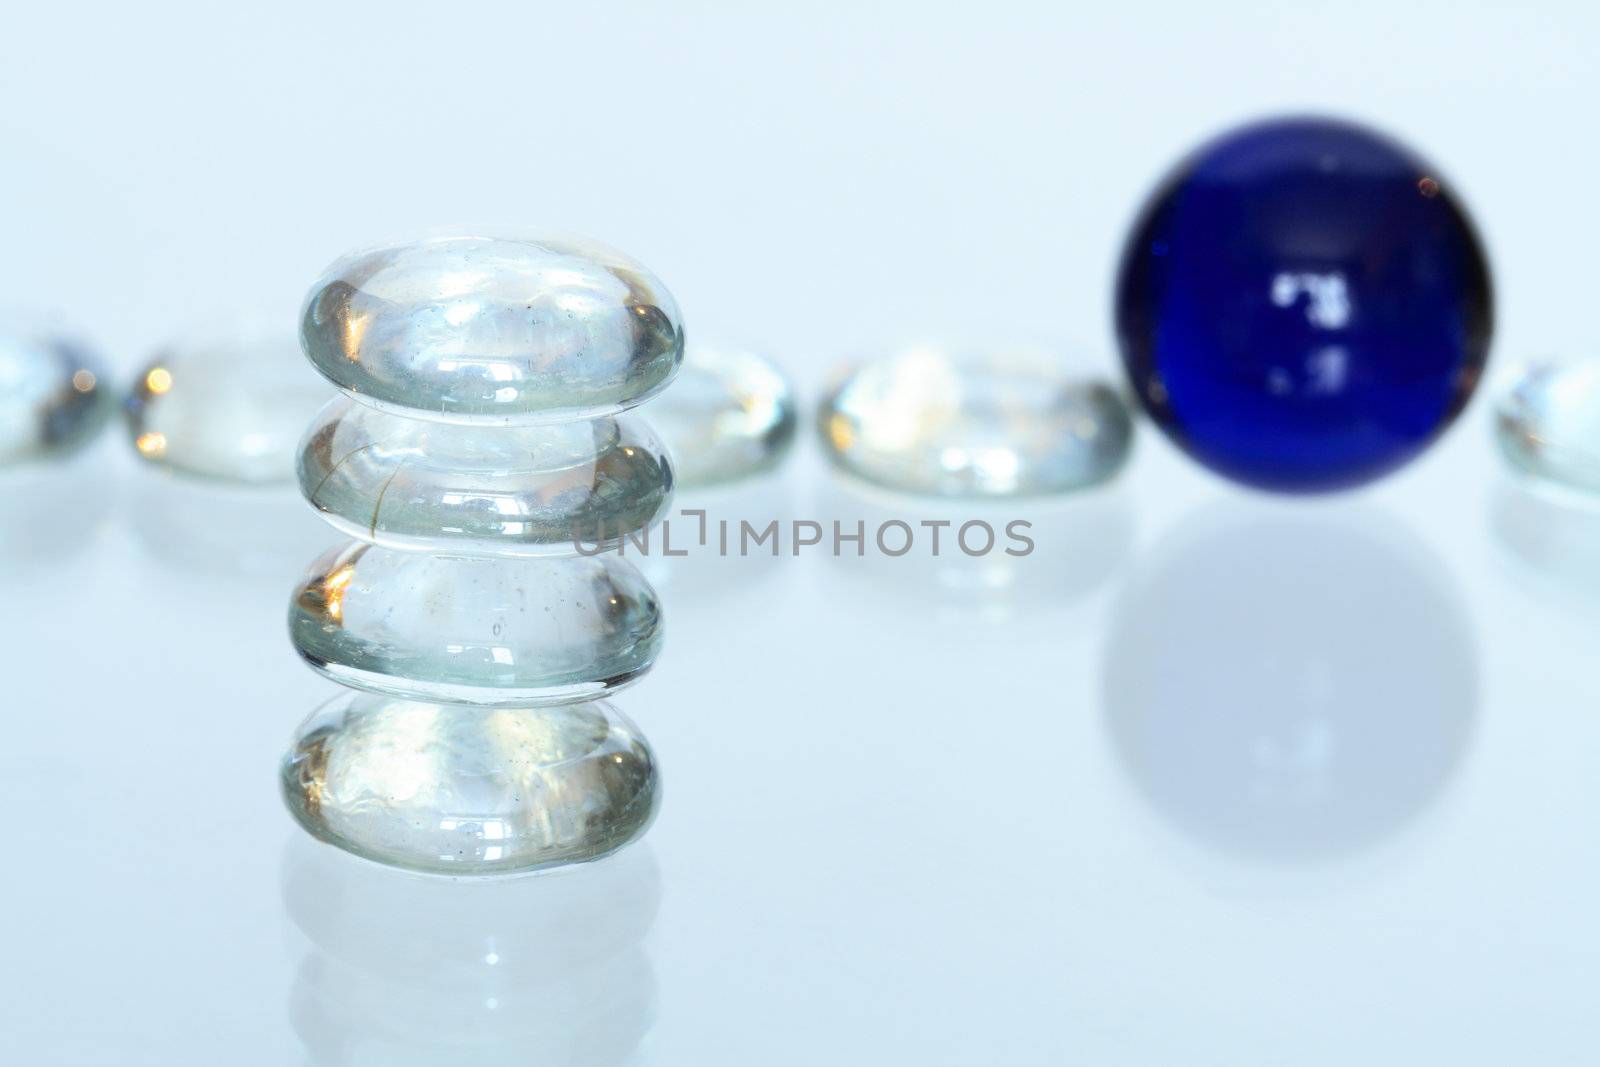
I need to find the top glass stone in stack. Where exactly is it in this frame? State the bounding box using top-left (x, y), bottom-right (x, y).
top-left (301, 233), bottom-right (684, 424)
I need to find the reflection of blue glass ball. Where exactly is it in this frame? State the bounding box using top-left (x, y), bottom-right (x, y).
top-left (1103, 506), bottom-right (1476, 861)
top-left (1115, 117), bottom-right (1493, 492)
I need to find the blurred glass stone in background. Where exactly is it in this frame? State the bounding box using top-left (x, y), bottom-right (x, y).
top-left (299, 398), bottom-right (673, 555)
top-left (289, 542), bottom-right (664, 706)
top-left (650, 345), bottom-right (797, 488)
top-left (126, 332), bottom-right (331, 484)
top-left (300, 233), bottom-right (684, 423)
top-left (816, 345), bottom-right (1133, 497)
top-left (282, 690), bottom-right (657, 875)
top-left (1494, 360), bottom-right (1600, 497)
top-left (0, 329), bottom-right (115, 466)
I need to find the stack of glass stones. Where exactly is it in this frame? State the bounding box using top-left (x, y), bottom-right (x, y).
top-left (280, 234), bottom-right (680, 875)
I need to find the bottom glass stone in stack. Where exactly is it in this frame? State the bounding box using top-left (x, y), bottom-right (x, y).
top-left (282, 691), bottom-right (658, 875)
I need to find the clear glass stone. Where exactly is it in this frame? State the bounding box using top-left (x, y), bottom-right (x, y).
top-left (0, 331), bottom-right (114, 465)
top-left (281, 691), bottom-right (657, 874)
top-left (290, 542), bottom-right (663, 706)
top-left (650, 345), bottom-right (797, 488)
top-left (300, 233), bottom-right (683, 424)
top-left (817, 345), bottom-right (1134, 497)
top-left (1495, 360), bottom-right (1600, 496)
top-left (126, 333), bottom-right (331, 484)
top-left (298, 397), bottom-right (673, 555)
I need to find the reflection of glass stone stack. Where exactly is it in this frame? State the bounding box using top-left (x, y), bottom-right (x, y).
top-left (279, 234), bottom-right (681, 875)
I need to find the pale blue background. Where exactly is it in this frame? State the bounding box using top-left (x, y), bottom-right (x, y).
top-left (1, 2), bottom-right (1596, 1063)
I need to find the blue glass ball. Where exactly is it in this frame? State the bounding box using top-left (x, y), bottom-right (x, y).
top-left (1114, 117), bottom-right (1493, 492)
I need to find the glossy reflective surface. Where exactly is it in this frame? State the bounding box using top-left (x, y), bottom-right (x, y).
top-left (126, 334), bottom-right (331, 484)
top-left (1494, 360), bottom-right (1600, 496)
top-left (289, 542), bottom-right (663, 706)
top-left (281, 691), bottom-right (657, 874)
top-left (817, 345), bottom-right (1133, 496)
top-left (1116, 116), bottom-right (1492, 492)
top-left (300, 233), bottom-right (683, 424)
top-left (0, 332), bottom-right (114, 465)
top-left (298, 398), bottom-right (673, 555)
top-left (651, 346), bottom-right (797, 488)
